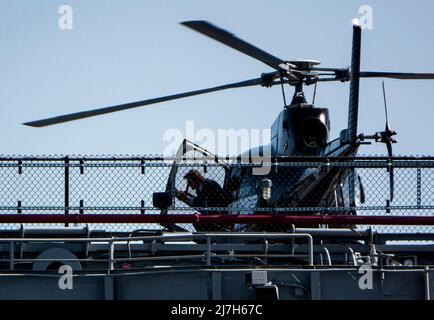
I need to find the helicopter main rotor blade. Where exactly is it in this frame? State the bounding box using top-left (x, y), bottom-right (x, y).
top-left (314, 71), bottom-right (434, 83)
top-left (23, 77), bottom-right (266, 127)
top-left (360, 72), bottom-right (434, 80)
top-left (181, 20), bottom-right (289, 71)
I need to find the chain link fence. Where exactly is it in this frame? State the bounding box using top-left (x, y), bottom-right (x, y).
top-left (0, 155), bottom-right (433, 233)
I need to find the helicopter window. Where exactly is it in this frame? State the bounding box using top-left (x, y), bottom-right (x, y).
top-left (323, 138), bottom-right (341, 155)
top-left (340, 171), bottom-right (364, 207)
top-left (227, 166), bottom-right (260, 223)
top-left (298, 167), bottom-right (321, 182)
top-left (237, 168), bottom-right (262, 199)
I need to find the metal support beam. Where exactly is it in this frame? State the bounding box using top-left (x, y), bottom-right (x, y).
top-left (425, 266), bottom-right (431, 301)
top-left (9, 241), bottom-right (14, 271)
top-left (108, 240), bottom-right (114, 272)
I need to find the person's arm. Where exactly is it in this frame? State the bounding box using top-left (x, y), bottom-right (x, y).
top-left (176, 190), bottom-right (196, 207)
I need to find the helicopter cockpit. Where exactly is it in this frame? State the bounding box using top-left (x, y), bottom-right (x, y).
top-left (153, 138), bottom-right (365, 232)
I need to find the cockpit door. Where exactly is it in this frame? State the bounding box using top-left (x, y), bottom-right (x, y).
top-left (165, 139), bottom-right (229, 203)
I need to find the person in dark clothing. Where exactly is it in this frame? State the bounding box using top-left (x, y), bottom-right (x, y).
top-left (176, 170), bottom-right (233, 232)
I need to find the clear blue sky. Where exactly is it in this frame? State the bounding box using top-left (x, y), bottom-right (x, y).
top-left (1, 0), bottom-right (434, 156)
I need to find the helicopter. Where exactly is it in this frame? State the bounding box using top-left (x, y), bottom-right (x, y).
top-left (23, 20), bottom-right (434, 232)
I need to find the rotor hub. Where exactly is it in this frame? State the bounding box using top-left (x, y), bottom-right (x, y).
top-left (288, 59), bottom-right (321, 70)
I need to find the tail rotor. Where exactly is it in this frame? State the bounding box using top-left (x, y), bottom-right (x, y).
top-left (358, 81), bottom-right (397, 202)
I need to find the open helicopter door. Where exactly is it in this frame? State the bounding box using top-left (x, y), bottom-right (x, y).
top-left (154, 139), bottom-right (230, 231)
top-left (164, 139), bottom-right (229, 193)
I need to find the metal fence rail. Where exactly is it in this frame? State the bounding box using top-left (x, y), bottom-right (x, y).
top-left (0, 155), bottom-right (433, 233)
top-left (0, 233), bottom-right (314, 272)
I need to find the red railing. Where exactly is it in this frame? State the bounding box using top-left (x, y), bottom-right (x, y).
top-left (1, 214), bottom-right (434, 225)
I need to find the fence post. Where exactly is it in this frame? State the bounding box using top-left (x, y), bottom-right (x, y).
top-left (141, 158), bottom-right (145, 174)
top-left (79, 200), bottom-right (84, 214)
top-left (417, 166), bottom-right (422, 209)
top-left (64, 156), bottom-right (70, 227)
top-left (18, 160), bottom-right (23, 175)
top-left (141, 200), bottom-right (145, 214)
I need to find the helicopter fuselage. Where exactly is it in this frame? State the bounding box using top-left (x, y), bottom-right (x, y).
top-left (271, 103), bottom-right (330, 157)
